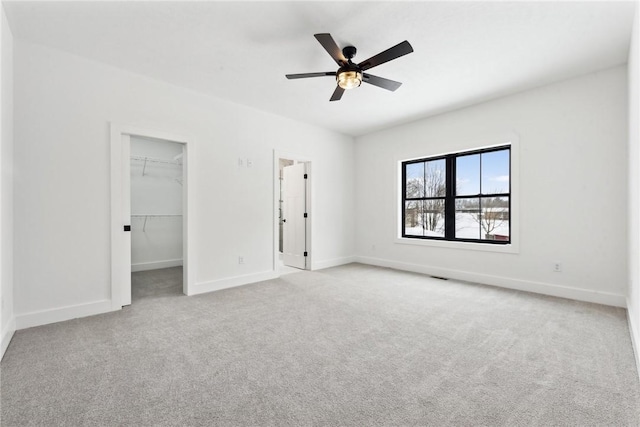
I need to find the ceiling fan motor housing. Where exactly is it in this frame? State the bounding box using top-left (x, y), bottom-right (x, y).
top-left (342, 45), bottom-right (357, 60)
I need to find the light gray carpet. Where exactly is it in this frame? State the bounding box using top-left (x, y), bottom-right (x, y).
top-left (2, 263), bottom-right (639, 426)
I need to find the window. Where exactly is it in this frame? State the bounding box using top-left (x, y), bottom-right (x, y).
top-left (402, 145), bottom-right (510, 244)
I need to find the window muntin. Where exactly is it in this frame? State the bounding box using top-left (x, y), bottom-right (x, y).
top-left (402, 146), bottom-right (510, 244)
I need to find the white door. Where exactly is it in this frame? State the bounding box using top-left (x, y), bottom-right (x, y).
top-left (282, 163), bottom-right (307, 269)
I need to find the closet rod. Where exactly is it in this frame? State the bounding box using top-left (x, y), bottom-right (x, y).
top-left (130, 155), bottom-right (182, 166)
top-left (131, 214), bottom-right (182, 217)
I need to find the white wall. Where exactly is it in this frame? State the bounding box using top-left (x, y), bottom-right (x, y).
top-left (627, 4), bottom-right (640, 372)
top-left (13, 40), bottom-right (354, 328)
top-left (130, 136), bottom-right (183, 272)
top-left (355, 66), bottom-right (628, 307)
top-left (1, 5), bottom-right (15, 357)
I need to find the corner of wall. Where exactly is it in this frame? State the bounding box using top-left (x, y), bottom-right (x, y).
top-left (628, 298), bottom-right (640, 381)
top-left (0, 0), bottom-right (16, 360)
top-left (627, 0), bottom-right (640, 381)
top-left (1, 317), bottom-right (15, 359)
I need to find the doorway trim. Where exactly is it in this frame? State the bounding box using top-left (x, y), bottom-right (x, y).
top-left (110, 123), bottom-right (195, 309)
top-left (273, 150), bottom-right (312, 274)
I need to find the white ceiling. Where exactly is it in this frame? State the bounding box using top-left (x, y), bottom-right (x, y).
top-left (3, 1), bottom-right (636, 136)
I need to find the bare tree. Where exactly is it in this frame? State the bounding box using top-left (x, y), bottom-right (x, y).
top-left (405, 179), bottom-right (421, 228)
top-left (405, 162), bottom-right (445, 233)
top-left (422, 162), bottom-right (445, 232)
top-left (472, 196), bottom-right (508, 238)
top-left (421, 199), bottom-right (444, 232)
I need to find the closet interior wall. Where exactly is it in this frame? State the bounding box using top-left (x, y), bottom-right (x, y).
top-left (130, 136), bottom-right (183, 272)
top-left (278, 158), bottom-right (294, 253)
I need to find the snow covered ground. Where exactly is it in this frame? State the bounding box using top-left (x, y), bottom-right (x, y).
top-left (405, 213), bottom-right (509, 240)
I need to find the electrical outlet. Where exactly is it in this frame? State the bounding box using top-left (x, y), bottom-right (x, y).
top-left (238, 256), bottom-right (244, 264)
top-left (238, 158), bottom-right (244, 167)
top-left (246, 159), bottom-right (253, 168)
top-left (553, 262), bottom-right (562, 272)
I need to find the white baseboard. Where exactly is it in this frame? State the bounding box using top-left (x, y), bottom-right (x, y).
top-left (1, 316), bottom-right (16, 360)
top-left (191, 270), bottom-right (279, 296)
top-left (131, 258), bottom-right (183, 272)
top-left (627, 298), bottom-right (640, 382)
top-left (15, 299), bottom-right (113, 330)
top-left (355, 256), bottom-right (626, 308)
top-left (311, 256), bottom-right (356, 271)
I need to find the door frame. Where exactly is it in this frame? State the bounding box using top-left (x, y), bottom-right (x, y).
top-left (273, 150), bottom-right (312, 273)
top-left (110, 123), bottom-right (195, 309)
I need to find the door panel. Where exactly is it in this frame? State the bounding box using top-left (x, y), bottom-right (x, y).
top-left (282, 163), bottom-right (306, 269)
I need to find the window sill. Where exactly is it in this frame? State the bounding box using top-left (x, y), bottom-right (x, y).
top-left (394, 236), bottom-right (519, 254)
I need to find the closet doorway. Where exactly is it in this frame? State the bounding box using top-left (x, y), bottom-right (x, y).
top-left (110, 124), bottom-right (194, 309)
top-left (130, 136), bottom-right (184, 302)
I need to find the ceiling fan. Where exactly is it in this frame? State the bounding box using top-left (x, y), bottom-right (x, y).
top-left (286, 33), bottom-right (414, 101)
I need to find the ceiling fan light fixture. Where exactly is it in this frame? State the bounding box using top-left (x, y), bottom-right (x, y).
top-left (285, 33), bottom-right (413, 101)
top-left (337, 70), bottom-right (362, 90)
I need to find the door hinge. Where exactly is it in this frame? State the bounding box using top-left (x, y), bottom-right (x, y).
top-left (303, 213), bottom-right (308, 218)
top-left (304, 251), bottom-right (308, 257)
top-left (304, 173), bottom-right (308, 179)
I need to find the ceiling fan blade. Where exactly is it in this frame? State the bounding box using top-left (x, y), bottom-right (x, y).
top-left (362, 73), bottom-right (402, 91)
top-left (286, 72), bottom-right (336, 79)
top-left (314, 33), bottom-right (347, 66)
top-left (330, 86), bottom-right (345, 102)
top-left (358, 40), bottom-right (414, 71)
